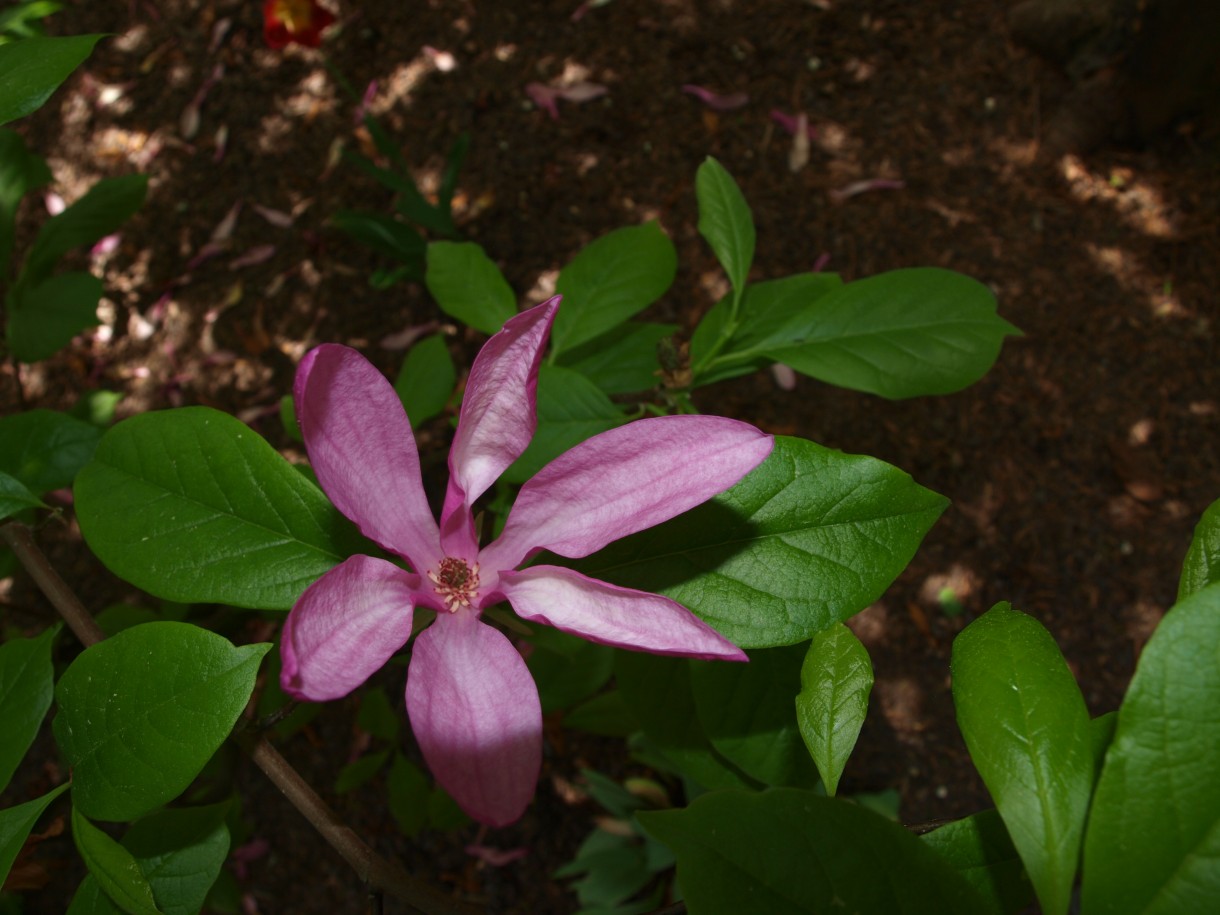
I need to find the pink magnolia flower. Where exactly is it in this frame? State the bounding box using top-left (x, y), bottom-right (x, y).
top-left (281, 297), bottom-right (772, 826)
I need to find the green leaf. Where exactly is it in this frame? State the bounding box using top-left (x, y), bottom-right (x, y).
top-left (330, 210), bottom-right (424, 272)
top-left (0, 625), bottom-right (57, 791)
top-left (1082, 583), bottom-right (1220, 915)
top-left (0, 468), bottom-right (46, 519)
top-left (695, 157), bottom-right (754, 299)
top-left (0, 408), bottom-right (103, 492)
top-left (356, 687), bottom-right (401, 742)
top-left (0, 127), bottom-right (52, 267)
top-left (795, 623), bottom-right (873, 795)
top-left (689, 643), bottom-right (819, 788)
top-left (574, 435), bottom-right (948, 648)
top-left (19, 174), bottom-right (147, 287)
top-left (615, 651), bottom-right (756, 791)
top-left (639, 788), bottom-right (983, 915)
top-left (0, 782), bottom-right (69, 888)
top-left (690, 273), bottom-right (843, 383)
top-left (74, 407), bottom-right (368, 609)
top-left (0, 34), bottom-right (103, 125)
top-left (120, 804), bottom-right (230, 915)
top-left (54, 622), bottom-right (270, 821)
top-left (1178, 496), bottom-right (1220, 600)
top-left (70, 389), bottom-right (123, 427)
top-left (525, 626), bottom-right (614, 714)
top-left (71, 807), bottom-right (162, 915)
top-left (335, 750), bottom-right (389, 794)
top-left (425, 241), bottom-right (516, 335)
top-left (765, 268), bottom-right (1020, 398)
top-left (551, 222), bottom-right (677, 355)
top-left (563, 690), bottom-right (637, 737)
top-left (502, 365), bottom-right (624, 484)
top-left (387, 752), bottom-right (429, 838)
top-left (555, 321), bottom-right (677, 394)
top-left (6, 269), bottom-right (103, 362)
top-left (393, 333), bottom-right (454, 429)
top-left (921, 809), bottom-right (1033, 915)
top-left (951, 603), bottom-right (1091, 915)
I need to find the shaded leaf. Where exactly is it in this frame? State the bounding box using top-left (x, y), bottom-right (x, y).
top-left (71, 807), bottom-right (161, 915)
top-left (921, 809), bottom-right (1033, 915)
top-left (0, 782), bottom-right (69, 888)
top-left (0, 625), bottom-right (58, 791)
top-left (0, 34), bottom-right (103, 125)
top-left (393, 333), bottom-right (455, 429)
top-left (1178, 496), bottom-right (1220, 600)
top-left (795, 623), bottom-right (873, 795)
top-left (6, 269), bottom-right (103, 362)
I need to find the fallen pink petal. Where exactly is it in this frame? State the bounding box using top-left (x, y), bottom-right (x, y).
top-left (770, 108), bottom-right (819, 140)
top-left (829, 177), bottom-right (906, 203)
top-left (681, 84), bottom-right (749, 111)
top-left (252, 203), bottom-right (295, 228)
top-left (526, 81), bottom-right (609, 120)
top-left (465, 844), bottom-right (530, 867)
top-left (229, 244), bottom-right (277, 269)
top-left (280, 298), bottom-right (772, 826)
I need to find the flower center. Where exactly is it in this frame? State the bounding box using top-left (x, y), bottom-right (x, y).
top-left (273, 0), bottom-right (316, 32)
top-left (428, 557), bottom-right (480, 612)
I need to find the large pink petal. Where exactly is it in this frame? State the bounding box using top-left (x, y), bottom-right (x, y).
top-left (439, 297), bottom-right (559, 557)
top-left (405, 611), bottom-right (542, 827)
top-left (500, 565), bottom-right (746, 660)
top-left (481, 416), bottom-right (772, 570)
top-left (295, 344), bottom-right (442, 572)
top-left (281, 555), bottom-right (420, 701)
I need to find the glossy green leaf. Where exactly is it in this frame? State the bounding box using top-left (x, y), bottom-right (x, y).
top-left (1089, 711), bottom-right (1118, 780)
top-left (951, 603), bottom-right (1091, 915)
top-left (75, 407), bottom-right (368, 609)
top-left (921, 809), bottom-right (1033, 915)
top-left (695, 157), bottom-right (754, 298)
top-left (691, 273), bottom-right (843, 383)
top-left (615, 651), bottom-right (755, 791)
top-left (330, 210), bottom-right (424, 273)
top-left (20, 173), bottom-right (147, 287)
top-left (502, 364), bottom-right (624, 484)
top-left (639, 788), bottom-right (983, 914)
top-left (0, 468), bottom-right (46, 519)
top-left (0, 127), bottom-right (51, 267)
top-left (765, 268), bottom-right (1021, 398)
top-left (393, 333), bottom-right (455, 429)
top-left (555, 321), bottom-right (676, 394)
top-left (0, 625), bottom-right (57, 790)
top-left (690, 644), bottom-right (819, 788)
top-left (68, 805), bottom-right (230, 915)
top-left (0, 34), bottom-right (103, 125)
top-left (387, 752), bottom-right (429, 838)
top-left (1177, 496), bottom-right (1220, 600)
top-left (54, 622), bottom-right (270, 821)
top-left (525, 626), bottom-right (614, 714)
top-left (0, 2), bottom-right (64, 40)
top-left (6, 269), bottom-right (103, 361)
top-left (72, 807), bottom-right (162, 915)
top-left (1082, 583), bottom-right (1220, 915)
top-left (796, 623), bottom-right (873, 795)
top-left (425, 241), bottom-right (517, 335)
top-left (551, 221), bottom-right (677, 354)
top-left (0, 408), bottom-right (103, 493)
top-left (575, 435), bottom-right (948, 648)
top-left (0, 782), bottom-right (68, 888)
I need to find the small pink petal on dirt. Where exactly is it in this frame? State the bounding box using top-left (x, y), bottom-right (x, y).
top-left (812, 251), bottom-right (832, 272)
top-left (682, 84), bottom-right (749, 111)
top-left (788, 112), bottom-right (810, 172)
top-left (45, 192), bottom-right (65, 216)
top-left (771, 363), bottom-right (798, 391)
top-left (208, 17), bottom-right (232, 53)
top-left (829, 178), bottom-right (906, 203)
top-left (211, 200), bottom-right (243, 242)
top-left (229, 245), bottom-right (277, 270)
top-left (465, 844), bottom-right (529, 866)
top-left (213, 125), bottom-right (229, 163)
top-left (526, 81), bottom-right (608, 119)
top-left (91, 234), bottom-right (121, 258)
top-left (423, 46), bottom-right (456, 72)
top-left (381, 321), bottom-right (439, 351)
top-left (252, 203), bottom-right (295, 228)
top-left (771, 108), bottom-right (819, 139)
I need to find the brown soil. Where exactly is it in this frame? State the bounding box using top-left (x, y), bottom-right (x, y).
top-left (4, 1), bottom-right (1219, 912)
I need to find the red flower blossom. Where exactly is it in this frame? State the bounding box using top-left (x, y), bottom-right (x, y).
top-left (262, 0), bottom-right (335, 49)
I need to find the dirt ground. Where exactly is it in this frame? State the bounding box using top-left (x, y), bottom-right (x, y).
top-left (4, 0), bottom-right (1219, 912)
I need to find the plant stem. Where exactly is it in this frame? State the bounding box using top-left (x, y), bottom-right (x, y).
top-left (1, 521), bottom-right (478, 915)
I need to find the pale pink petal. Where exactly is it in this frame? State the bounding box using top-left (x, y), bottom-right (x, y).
top-left (405, 612), bottom-right (542, 827)
top-left (828, 178), bottom-right (906, 203)
top-left (439, 297), bottom-right (559, 556)
top-left (770, 108), bottom-right (819, 140)
top-left (296, 345), bottom-right (443, 571)
top-left (525, 83), bottom-right (560, 119)
top-left (481, 416), bottom-right (772, 570)
top-left (557, 81), bottom-right (608, 104)
top-left (281, 555), bottom-right (420, 702)
top-left (499, 566), bottom-right (746, 660)
top-left (681, 84), bottom-right (749, 111)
